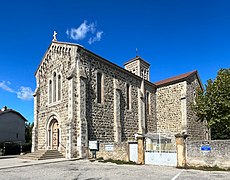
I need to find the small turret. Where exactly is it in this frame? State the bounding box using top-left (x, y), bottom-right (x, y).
top-left (124, 56), bottom-right (150, 81)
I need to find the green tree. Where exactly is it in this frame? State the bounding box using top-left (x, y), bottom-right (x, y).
top-left (25, 122), bottom-right (34, 143)
top-left (193, 68), bottom-right (230, 139)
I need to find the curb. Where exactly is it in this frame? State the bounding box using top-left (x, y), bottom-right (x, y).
top-left (0, 158), bottom-right (80, 170)
top-left (0, 155), bottom-right (19, 159)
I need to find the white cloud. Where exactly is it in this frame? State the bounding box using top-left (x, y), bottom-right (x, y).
top-left (66, 20), bottom-right (103, 44)
top-left (0, 81), bottom-right (15, 93)
top-left (67, 20), bottom-right (95, 40)
top-left (17, 86), bottom-right (34, 101)
top-left (66, 29), bottom-right (69, 36)
top-left (0, 81), bottom-right (33, 101)
top-left (88, 31), bottom-right (104, 44)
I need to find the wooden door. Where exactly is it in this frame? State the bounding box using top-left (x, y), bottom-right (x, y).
top-left (52, 121), bottom-right (59, 150)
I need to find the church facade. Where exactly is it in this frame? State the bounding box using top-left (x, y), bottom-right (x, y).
top-left (32, 36), bottom-right (207, 160)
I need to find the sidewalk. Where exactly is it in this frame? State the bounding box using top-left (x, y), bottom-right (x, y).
top-left (0, 156), bottom-right (70, 170)
top-left (0, 155), bottom-right (18, 159)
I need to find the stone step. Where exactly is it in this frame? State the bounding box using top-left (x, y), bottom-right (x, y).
top-left (21, 150), bottom-right (65, 160)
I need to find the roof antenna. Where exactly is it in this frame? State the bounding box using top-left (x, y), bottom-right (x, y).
top-left (136, 48), bottom-right (138, 57)
top-left (1, 106), bottom-right (7, 111)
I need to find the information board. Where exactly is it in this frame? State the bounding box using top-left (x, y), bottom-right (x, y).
top-left (105, 144), bottom-right (114, 151)
top-left (89, 141), bottom-right (98, 150)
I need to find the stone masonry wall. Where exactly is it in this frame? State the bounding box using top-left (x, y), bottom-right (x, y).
top-left (35, 41), bottom-right (157, 159)
top-left (94, 142), bottom-right (129, 161)
top-left (187, 140), bottom-right (230, 169)
top-left (186, 75), bottom-right (207, 140)
top-left (78, 51), bottom-right (145, 143)
top-left (156, 82), bottom-right (185, 135)
top-left (124, 60), bottom-right (139, 76)
top-left (145, 83), bottom-right (157, 133)
top-left (35, 42), bottom-right (78, 157)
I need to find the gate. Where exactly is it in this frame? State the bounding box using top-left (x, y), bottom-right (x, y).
top-left (129, 142), bottom-right (138, 162)
top-left (145, 133), bottom-right (177, 166)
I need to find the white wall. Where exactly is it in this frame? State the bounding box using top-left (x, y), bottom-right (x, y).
top-left (0, 112), bottom-right (26, 142)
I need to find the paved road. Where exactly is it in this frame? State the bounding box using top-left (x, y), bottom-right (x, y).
top-left (0, 159), bottom-right (229, 180)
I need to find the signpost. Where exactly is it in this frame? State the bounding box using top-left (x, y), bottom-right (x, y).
top-left (200, 141), bottom-right (211, 152)
top-left (89, 141), bottom-right (99, 158)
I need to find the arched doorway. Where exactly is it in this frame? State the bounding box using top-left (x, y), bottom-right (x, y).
top-left (48, 118), bottom-right (59, 150)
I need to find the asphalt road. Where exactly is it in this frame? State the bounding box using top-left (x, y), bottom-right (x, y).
top-left (0, 159), bottom-right (229, 180)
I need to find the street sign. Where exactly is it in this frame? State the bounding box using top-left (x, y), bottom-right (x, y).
top-left (200, 145), bottom-right (211, 151)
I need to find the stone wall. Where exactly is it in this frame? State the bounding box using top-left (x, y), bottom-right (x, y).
top-left (187, 140), bottom-right (230, 169)
top-left (34, 42), bottom-right (79, 157)
top-left (34, 41), bottom-right (158, 159)
top-left (156, 75), bottom-right (207, 141)
top-left (186, 75), bottom-right (207, 140)
top-left (35, 40), bottom-right (209, 161)
top-left (156, 82), bottom-right (185, 134)
top-left (124, 59), bottom-right (139, 76)
top-left (78, 50), bottom-right (146, 143)
top-left (145, 83), bottom-right (157, 133)
top-left (93, 142), bottom-right (129, 161)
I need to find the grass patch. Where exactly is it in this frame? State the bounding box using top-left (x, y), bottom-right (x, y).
top-left (96, 157), bottom-right (104, 161)
top-left (177, 165), bottom-right (230, 171)
top-left (97, 158), bottom-right (136, 165)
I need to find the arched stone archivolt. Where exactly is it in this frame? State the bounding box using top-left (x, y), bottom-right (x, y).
top-left (46, 114), bottom-right (61, 150)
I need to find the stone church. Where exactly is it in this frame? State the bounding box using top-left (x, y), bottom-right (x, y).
top-left (32, 34), bottom-right (207, 160)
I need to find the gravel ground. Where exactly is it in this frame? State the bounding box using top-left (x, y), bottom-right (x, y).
top-left (0, 159), bottom-right (229, 180)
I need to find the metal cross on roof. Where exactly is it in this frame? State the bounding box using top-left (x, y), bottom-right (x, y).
top-left (53, 31), bottom-right (57, 41)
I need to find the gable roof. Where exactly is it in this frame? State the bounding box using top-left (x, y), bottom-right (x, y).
top-left (0, 109), bottom-right (28, 121)
top-left (35, 40), bottom-right (156, 88)
top-left (154, 70), bottom-right (203, 90)
top-left (34, 41), bottom-right (82, 76)
top-left (124, 56), bottom-right (150, 66)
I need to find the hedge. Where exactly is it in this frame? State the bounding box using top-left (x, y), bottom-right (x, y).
top-left (0, 142), bottom-right (31, 155)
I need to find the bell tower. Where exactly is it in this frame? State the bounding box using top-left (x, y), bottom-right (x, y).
top-left (124, 56), bottom-right (150, 81)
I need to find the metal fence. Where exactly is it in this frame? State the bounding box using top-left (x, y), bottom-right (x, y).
top-left (145, 132), bottom-right (176, 153)
top-left (145, 132), bottom-right (177, 166)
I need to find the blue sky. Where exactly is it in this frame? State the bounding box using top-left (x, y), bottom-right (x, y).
top-left (0, 0), bottom-right (229, 123)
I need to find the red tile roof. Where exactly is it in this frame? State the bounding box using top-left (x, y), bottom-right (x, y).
top-left (155, 70), bottom-right (199, 87)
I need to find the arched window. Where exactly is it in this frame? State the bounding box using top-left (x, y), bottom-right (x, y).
top-left (58, 74), bottom-right (61, 101)
top-left (193, 90), bottom-right (196, 104)
top-left (126, 84), bottom-right (131, 110)
top-left (97, 72), bottom-right (103, 103)
top-left (53, 72), bottom-right (57, 102)
top-left (146, 92), bottom-right (151, 114)
top-left (49, 80), bottom-right (52, 103)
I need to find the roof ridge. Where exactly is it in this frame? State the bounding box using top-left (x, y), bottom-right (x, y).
top-left (0, 109), bottom-right (27, 121)
top-left (154, 70), bottom-right (197, 86)
top-left (124, 56), bottom-right (150, 66)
